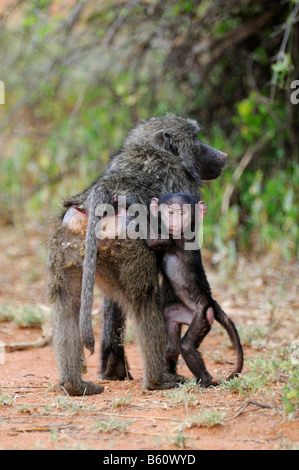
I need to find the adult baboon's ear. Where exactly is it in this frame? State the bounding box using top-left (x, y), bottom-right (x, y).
top-left (155, 131), bottom-right (179, 155)
top-left (163, 131), bottom-right (179, 155)
top-left (162, 132), bottom-right (171, 151)
top-left (150, 198), bottom-right (160, 218)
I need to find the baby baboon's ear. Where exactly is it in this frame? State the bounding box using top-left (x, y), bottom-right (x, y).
top-left (150, 198), bottom-right (160, 218)
top-left (198, 201), bottom-right (207, 220)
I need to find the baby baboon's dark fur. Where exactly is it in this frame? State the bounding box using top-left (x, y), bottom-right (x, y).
top-left (145, 193), bottom-right (243, 387)
top-left (47, 114), bottom-right (227, 395)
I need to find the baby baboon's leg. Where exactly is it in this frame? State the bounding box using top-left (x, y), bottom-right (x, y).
top-left (99, 298), bottom-right (133, 380)
top-left (180, 308), bottom-right (213, 387)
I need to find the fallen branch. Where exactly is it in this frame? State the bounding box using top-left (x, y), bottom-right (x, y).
top-left (226, 400), bottom-right (272, 421)
top-left (11, 422), bottom-right (77, 433)
top-left (4, 304), bottom-right (101, 352)
top-left (96, 412), bottom-right (181, 422)
top-left (4, 329), bottom-right (52, 353)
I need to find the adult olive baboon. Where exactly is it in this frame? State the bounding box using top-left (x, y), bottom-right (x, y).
top-left (65, 193), bottom-right (243, 386)
top-left (47, 114), bottom-right (227, 396)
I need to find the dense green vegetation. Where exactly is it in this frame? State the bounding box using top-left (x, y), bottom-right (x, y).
top-left (0, 0), bottom-right (298, 261)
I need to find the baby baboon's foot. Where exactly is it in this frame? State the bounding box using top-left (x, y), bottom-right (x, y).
top-left (60, 381), bottom-right (104, 396)
top-left (208, 378), bottom-right (220, 387)
top-left (196, 371), bottom-right (213, 388)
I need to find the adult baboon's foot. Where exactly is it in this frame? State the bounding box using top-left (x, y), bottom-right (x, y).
top-left (98, 370), bottom-right (133, 381)
top-left (60, 381), bottom-right (104, 396)
top-left (98, 352), bottom-right (133, 381)
top-left (173, 373), bottom-right (187, 383)
top-left (144, 373), bottom-right (185, 391)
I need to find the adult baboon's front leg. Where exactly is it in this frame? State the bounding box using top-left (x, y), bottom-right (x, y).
top-left (160, 274), bottom-right (183, 378)
top-left (99, 298), bottom-right (133, 380)
top-left (134, 293), bottom-right (179, 390)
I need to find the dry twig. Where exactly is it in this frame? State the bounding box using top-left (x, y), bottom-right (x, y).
top-left (226, 400), bottom-right (272, 421)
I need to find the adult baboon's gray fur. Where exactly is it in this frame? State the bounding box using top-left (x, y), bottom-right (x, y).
top-left (47, 114), bottom-right (227, 396)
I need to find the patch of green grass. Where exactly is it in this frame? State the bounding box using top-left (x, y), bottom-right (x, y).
top-left (17, 404), bottom-right (31, 414)
top-left (13, 305), bottom-right (45, 328)
top-left (163, 380), bottom-right (201, 406)
top-left (0, 305), bottom-right (14, 322)
top-left (185, 409), bottom-right (225, 428)
top-left (0, 304), bottom-right (46, 328)
top-left (170, 433), bottom-right (189, 449)
top-left (238, 325), bottom-right (269, 350)
top-left (220, 348), bottom-right (299, 416)
top-left (54, 396), bottom-right (96, 413)
top-left (92, 418), bottom-right (133, 434)
top-left (249, 353), bottom-right (289, 384)
top-left (112, 393), bottom-right (132, 408)
top-left (220, 375), bottom-right (260, 397)
top-left (281, 367), bottom-right (299, 416)
top-left (0, 393), bottom-right (15, 406)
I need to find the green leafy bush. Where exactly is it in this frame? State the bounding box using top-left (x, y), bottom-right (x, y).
top-left (0, 0), bottom-right (298, 260)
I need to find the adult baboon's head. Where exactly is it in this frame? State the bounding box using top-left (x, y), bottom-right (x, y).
top-left (123, 114), bottom-right (227, 182)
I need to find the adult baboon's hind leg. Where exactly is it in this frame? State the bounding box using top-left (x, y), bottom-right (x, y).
top-left (52, 272), bottom-right (104, 396)
top-left (99, 298), bottom-right (133, 380)
top-left (47, 224), bottom-right (104, 397)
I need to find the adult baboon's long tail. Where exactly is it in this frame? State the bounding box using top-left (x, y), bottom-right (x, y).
top-left (80, 185), bottom-right (112, 355)
top-left (212, 301), bottom-right (243, 384)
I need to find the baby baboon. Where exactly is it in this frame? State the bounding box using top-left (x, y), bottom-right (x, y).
top-left (47, 114), bottom-right (227, 395)
top-left (145, 193), bottom-right (243, 387)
